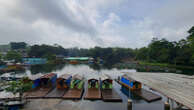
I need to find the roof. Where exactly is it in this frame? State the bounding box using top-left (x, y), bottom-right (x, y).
top-left (88, 79), bottom-right (99, 81)
top-left (59, 74), bottom-right (72, 79)
top-left (100, 74), bottom-right (112, 81)
top-left (22, 58), bottom-right (47, 61)
top-left (64, 57), bottom-right (89, 61)
top-left (41, 73), bottom-right (56, 79)
top-left (73, 74), bottom-right (83, 80)
top-left (29, 74), bottom-right (43, 80)
top-left (122, 74), bottom-right (136, 82)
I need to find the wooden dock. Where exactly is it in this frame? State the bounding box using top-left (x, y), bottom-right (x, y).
top-left (63, 89), bottom-right (84, 99)
top-left (101, 89), bottom-right (122, 102)
top-left (123, 72), bottom-right (194, 109)
top-left (84, 88), bottom-right (101, 100)
top-left (44, 88), bottom-right (67, 98)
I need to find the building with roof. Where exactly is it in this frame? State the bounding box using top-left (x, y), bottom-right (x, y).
top-left (22, 58), bottom-right (47, 65)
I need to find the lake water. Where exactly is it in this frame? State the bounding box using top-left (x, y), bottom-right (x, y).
top-left (11, 64), bottom-right (164, 110)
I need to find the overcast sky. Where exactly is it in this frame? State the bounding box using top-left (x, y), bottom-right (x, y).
top-left (0, 0), bottom-right (194, 48)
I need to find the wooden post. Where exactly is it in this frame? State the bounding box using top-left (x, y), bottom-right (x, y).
top-left (167, 98), bottom-right (170, 103)
top-left (118, 76), bottom-right (120, 81)
top-left (128, 99), bottom-right (132, 110)
top-left (164, 102), bottom-right (170, 110)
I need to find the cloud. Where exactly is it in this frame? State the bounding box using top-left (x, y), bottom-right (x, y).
top-left (0, 0), bottom-right (194, 48)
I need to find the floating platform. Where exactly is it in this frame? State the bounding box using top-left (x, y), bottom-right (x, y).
top-left (63, 89), bottom-right (84, 100)
top-left (101, 89), bottom-right (122, 102)
top-left (132, 89), bottom-right (161, 102)
top-left (44, 88), bottom-right (67, 98)
top-left (84, 88), bottom-right (101, 100)
top-left (24, 87), bottom-right (52, 99)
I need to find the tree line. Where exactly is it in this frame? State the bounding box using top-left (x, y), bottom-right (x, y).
top-left (1, 26), bottom-right (194, 66)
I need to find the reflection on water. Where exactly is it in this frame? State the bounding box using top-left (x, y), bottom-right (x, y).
top-left (21, 64), bottom-right (163, 110)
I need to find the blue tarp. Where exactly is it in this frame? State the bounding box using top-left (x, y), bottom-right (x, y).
top-left (121, 77), bottom-right (130, 86)
top-left (51, 74), bottom-right (57, 88)
top-left (121, 77), bottom-right (134, 88)
top-left (65, 76), bottom-right (72, 86)
top-left (32, 79), bottom-right (41, 89)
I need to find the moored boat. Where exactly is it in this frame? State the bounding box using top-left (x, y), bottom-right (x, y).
top-left (100, 74), bottom-right (122, 102)
top-left (45, 74), bottom-right (72, 98)
top-left (120, 74), bottom-right (141, 91)
top-left (84, 76), bottom-right (101, 100)
top-left (24, 73), bottom-right (57, 99)
top-left (57, 74), bottom-right (72, 89)
top-left (63, 74), bottom-right (84, 99)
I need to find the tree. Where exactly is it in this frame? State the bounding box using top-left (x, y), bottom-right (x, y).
top-left (28, 44), bottom-right (67, 57)
top-left (0, 52), bottom-right (2, 60)
top-left (5, 51), bottom-right (22, 62)
top-left (43, 54), bottom-right (56, 61)
top-left (136, 47), bottom-right (149, 61)
top-left (6, 78), bottom-right (32, 101)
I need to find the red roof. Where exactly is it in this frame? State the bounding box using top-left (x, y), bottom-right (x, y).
top-left (41, 73), bottom-right (56, 79)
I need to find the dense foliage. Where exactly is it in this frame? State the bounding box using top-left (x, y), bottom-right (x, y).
top-left (5, 51), bottom-right (22, 62)
top-left (6, 78), bottom-right (32, 101)
top-left (136, 26), bottom-right (194, 65)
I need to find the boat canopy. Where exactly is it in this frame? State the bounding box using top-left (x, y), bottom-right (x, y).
top-left (72, 74), bottom-right (83, 81)
top-left (59, 74), bottom-right (72, 80)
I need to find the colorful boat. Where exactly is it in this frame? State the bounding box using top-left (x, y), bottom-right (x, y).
top-left (100, 75), bottom-right (113, 90)
top-left (24, 73), bottom-right (57, 98)
top-left (57, 74), bottom-right (72, 89)
top-left (120, 74), bottom-right (142, 91)
top-left (40, 73), bottom-right (57, 88)
top-left (63, 74), bottom-right (84, 99)
top-left (45, 74), bottom-right (72, 98)
top-left (70, 74), bottom-right (84, 89)
top-left (100, 75), bottom-right (122, 102)
top-left (118, 74), bottom-right (161, 102)
top-left (84, 76), bottom-right (101, 100)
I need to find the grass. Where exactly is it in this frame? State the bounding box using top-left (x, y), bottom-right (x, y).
top-left (138, 61), bottom-right (194, 69)
top-left (138, 61), bottom-right (169, 67)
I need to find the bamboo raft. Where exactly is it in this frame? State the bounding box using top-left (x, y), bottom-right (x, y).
top-left (44, 88), bottom-right (67, 98)
top-left (45, 74), bottom-right (72, 98)
top-left (84, 88), bottom-right (101, 100)
top-left (101, 89), bottom-right (122, 102)
top-left (24, 87), bottom-right (52, 99)
top-left (84, 78), bottom-right (101, 100)
top-left (24, 73), bottom-right (57, 99)
top-left (63, 74), bottom-right (84, 99)
top-left (100, 75), bottom-right (122, 102)
top-left (63, 89), bottom-right (84, 99)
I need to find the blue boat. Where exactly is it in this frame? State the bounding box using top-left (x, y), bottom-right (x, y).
top-left (120, 74), bottom-right (142, 91)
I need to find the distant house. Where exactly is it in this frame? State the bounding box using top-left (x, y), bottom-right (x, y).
top-left (64, 57), bottom-right (93, 64)
top-left (64, 57), bottom-right (90, 61)
top-left (22, 58), bottom-right (47, 65)
top-left (56, 55), bottom-right (64, 59)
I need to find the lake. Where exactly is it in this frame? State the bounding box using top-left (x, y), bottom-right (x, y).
top-left (12, 64), bottom-right (165, 110)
